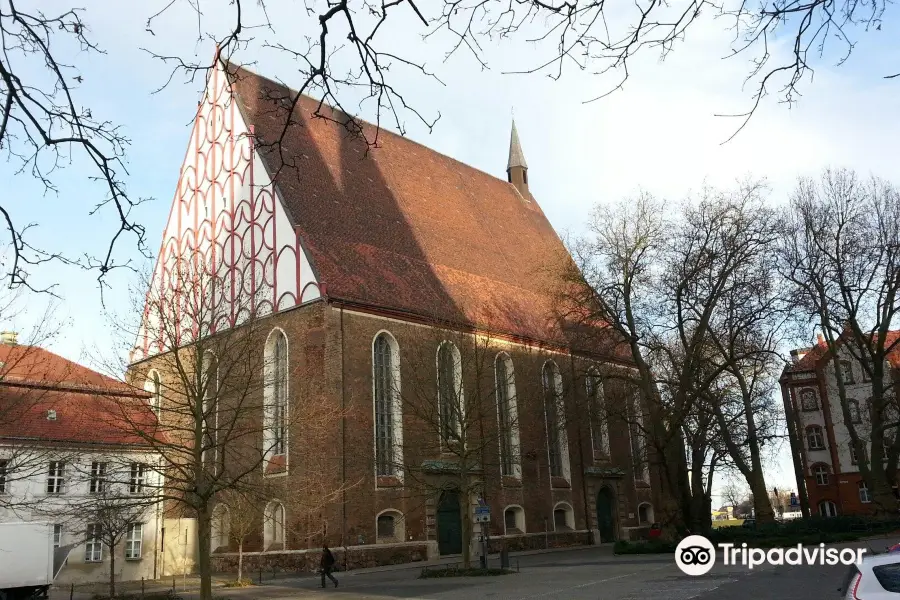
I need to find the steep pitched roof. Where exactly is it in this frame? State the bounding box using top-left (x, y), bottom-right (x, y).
top-left (0, 344), bottom-right (155, 447)
top-left (227, 65), bottom-right (623, 356)
top-left (507, 120), bottom-right (528, 170)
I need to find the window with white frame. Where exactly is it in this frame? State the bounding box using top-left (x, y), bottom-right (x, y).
top-left (125, 523), bottom-right (143, 559)
top-left (848, 400), bottom-right (862, 424)
top-left (586, 369), bottom-right (609, 459)
top-left (806, 426), bottom-right (826, 450)
top-left (129, 463), bottom-right (146, 494)
top-left (628, 391), bottom-right (649, 483)
top-left (437, 342), bottom-right (463, 446)
top-left (53, 524), bottom-right (62, 549)
top-left (85, 524), bottom-right (102, 562)
top-left (859, 481), bottom-right (873, 504)
top-left (89, 461), bottom-right (106, 494)
top-left (850, 443), bottom-right (867, 465)
top-left (263, 501), bottom-right (285, 549)
top-left (495, 353), bottom-right (520, 478)
top-left (638, 503), bottom-right (654, 525)
top-left (542, 361), bottom-right (570, 480)
top-left (0, 459), bottom-right (8, 494)
top-left (553, 503), bottom-right (574, 531)
top-left (839, 360), bottom-right (855, 384)
top-left (47, 461), bottom-right (65, 494)
top-left (376, 510), bottom-right (405, 542)
top-left (264, 330), bottom-right (289, 463)
top-left (146, 370), bottom-right (162, 416)
top-left (800, 389), bottom-right (818, 411)
top-left (503, 505), bottom-right (525, 534)
top-left (373, 333), bottom-right (402, 478)
top-left (812, 464), bottom-right (829, 486)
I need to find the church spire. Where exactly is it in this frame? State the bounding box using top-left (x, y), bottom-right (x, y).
top-left (506, 119), bottom-right (529, 195)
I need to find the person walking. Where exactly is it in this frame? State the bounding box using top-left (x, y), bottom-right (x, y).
top-left (320, 543), bottom-right (338, 588)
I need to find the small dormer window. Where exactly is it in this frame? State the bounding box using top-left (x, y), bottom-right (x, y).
top-left (523, 170), bottom-right (528, 185)
top-left (47, 410), bottom-right (57, 421)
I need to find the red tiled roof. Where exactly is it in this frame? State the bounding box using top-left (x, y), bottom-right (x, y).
top-left (785, 331), bottom-right (900, 373)
top-left (0, 344), bottom-right (156, 447)
top-left (227, 65), bottom-right (626, 358)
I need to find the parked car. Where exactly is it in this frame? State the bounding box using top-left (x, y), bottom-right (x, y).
top-left (842, 551), bottom-right (900, 598)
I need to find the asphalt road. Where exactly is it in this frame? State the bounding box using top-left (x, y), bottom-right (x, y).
top-left (185, 542), bottom-right (867, 600)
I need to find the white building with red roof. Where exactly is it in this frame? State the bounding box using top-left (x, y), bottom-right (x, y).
top-left (0, 333), bottom-right (167, 586)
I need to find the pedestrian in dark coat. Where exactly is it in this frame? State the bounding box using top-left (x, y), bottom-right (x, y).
top-left (320, 543), bottom-right (338, 588)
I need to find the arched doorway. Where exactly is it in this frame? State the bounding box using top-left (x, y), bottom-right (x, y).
top-left (437, 490), bottom-right (463, 555)
top-left (596, 487), bottom-right (616, 542)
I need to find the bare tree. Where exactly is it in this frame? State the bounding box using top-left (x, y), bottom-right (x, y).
top-left (720, 475), bottom-right (748, 511)
top-left (216, 490), bottom-right (263, 582)
top-left (778, 168), bottom-right (900, 515)
top-left (56, 460), bottom-right (159, 598)
top-left (560, 180), bottom-right (786, 531)
top-left (99, 260), bottom-right (347, 600)
top-left (0, 3), bottom-right (146, 289)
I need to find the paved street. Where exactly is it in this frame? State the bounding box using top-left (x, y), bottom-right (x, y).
top-left (115, 542), bottom-right (873, 600)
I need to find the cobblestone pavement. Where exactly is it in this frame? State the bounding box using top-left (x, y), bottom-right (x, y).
top-left (55, 540), bottom-right (883, 600)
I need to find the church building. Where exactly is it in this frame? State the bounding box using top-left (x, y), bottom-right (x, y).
top-left (129, 56), bottom-right (660, 570)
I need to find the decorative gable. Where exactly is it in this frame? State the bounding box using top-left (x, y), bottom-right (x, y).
top-left (134, 59), bottom-right (320, 361)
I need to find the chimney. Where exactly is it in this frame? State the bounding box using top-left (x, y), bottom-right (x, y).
top-left (790, 349), bottom-right (800, 364)
top-left (817, 333), bottom-right (825, 346)
top-left (506, 120), bottom-right (529, 197)
top-left (1, 331), bottom-right (17, 345)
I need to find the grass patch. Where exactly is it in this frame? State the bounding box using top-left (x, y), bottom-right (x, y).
top-left (712, 519), bottom-right (744, 529)
top-left (420, 566), bottom-right (514, 578)
top-left (221, 578), bottom-right (254, 588)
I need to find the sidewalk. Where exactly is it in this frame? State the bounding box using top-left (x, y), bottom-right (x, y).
top-left (50, 543), bottom-right (605, 598)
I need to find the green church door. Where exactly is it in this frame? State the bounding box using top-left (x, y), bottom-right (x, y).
top-left (596, 487), bottom-right (616, 542)
top-left (437, 490), bottom-right (463, 555)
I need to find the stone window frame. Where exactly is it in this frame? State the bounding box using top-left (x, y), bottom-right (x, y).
top-left (375, 508), bottom-right (405, 543)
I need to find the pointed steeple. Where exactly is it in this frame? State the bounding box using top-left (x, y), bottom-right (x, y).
top-left (506, 120), bottom-right (529, 195)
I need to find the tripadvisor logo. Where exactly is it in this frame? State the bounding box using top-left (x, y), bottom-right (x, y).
top-left (674, 535), bottom-right (866, 576)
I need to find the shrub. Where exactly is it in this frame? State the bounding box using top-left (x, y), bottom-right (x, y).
top-left (614, 540), bottom-right (677, 554)
top-left (222, 579), bottom-right (254, 588)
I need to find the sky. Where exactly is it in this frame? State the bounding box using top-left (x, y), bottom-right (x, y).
top-left (3, 0), bottom-right (900, 502)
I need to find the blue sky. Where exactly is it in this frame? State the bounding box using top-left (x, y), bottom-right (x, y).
top-left (3, 1), bottom-right (899, 498)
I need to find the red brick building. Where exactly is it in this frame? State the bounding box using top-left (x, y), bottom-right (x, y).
top-left (782, 333), bottom-right (900, 518)
top-left (130, 57), bottom-right (661, 568)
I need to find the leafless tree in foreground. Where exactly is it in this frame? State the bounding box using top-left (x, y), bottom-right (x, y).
top-left (0, 2), bottom-right (147, 290)
top-left (560, 181), bottom-right (786, 532)
top-left (99, 261), bottom-right (351, 600)
top-left (778, 168), bottom-right (900, 515)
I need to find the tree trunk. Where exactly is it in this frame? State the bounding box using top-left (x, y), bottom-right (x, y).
top-left (460, 491), bottom-right (472, 568)
top-left (749, 474), bottom-right (775, 524)
top-left (109, 544), bottom-right (116, 599)
top-left (197, 505), bottom-right (213, 600)
top-left (237, 540), bottom-right (243, 581)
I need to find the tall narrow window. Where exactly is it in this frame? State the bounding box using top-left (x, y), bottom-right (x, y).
top-left (53, 525), bottom-right (63, 549)
top-left (264, 501), bottom-right (285, 549)
top-left (374, 333), bottom-right (402, 477)
top-left (839, 360), bottom-right (855, 384)
top-left (495, 353), bottom-right (519, 478)
top-left (0, 459), bottom-right (8, 494)
top-left (85, 524), bottom-right (102, 562)
top-left (146, 370), bottom-right (162, 416)
top-left (129, 463), bottom-right (146, 494)
top-left (125, 523), bottom-right (143, 559)
top-left (628, 391), bottom-right (649, 483)
top-left (437, 342), bottom-right (463, 445)
top-left (264, 329), bottom-right (289, 465)
top-left (542, 362), bottom-right (569, 480)
top-left (586, 369), bottom-right (609, 459)
top-left (848, 399), bottom-right (862, 424)
top-left (47, 461), bottom-right (65, 494)
top-left (89, 461), bottom-right (106, 494)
